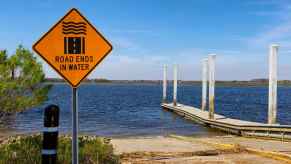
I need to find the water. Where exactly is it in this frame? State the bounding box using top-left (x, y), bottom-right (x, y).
top-left (1, 83), bottom-right (291, 137)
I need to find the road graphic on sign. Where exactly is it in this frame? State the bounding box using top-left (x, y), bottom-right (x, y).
top-left (63, 21), bottom-right (86, 54)
top-left (33, 8), bottom-right (112, 87)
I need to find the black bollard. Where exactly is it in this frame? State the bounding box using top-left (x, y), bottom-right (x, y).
top-left (42, 105), bottom-right (59, 164)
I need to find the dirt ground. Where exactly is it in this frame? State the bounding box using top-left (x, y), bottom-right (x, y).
top-left (1, 133), bottom-right (290, 163)
top-left (111, 135), bottom-right (291, 164)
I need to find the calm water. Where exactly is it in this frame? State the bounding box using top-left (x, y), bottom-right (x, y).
top-left (1, 83), bottom-right (291, 137)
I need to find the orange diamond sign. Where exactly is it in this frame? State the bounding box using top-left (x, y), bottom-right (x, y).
top-left (33, 8), bottom-right (112, 87)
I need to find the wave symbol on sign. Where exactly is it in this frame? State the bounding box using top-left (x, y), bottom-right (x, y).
top-left (62, 21), bottom-right (86, 35)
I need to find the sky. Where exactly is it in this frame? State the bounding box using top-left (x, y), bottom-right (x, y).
top-left (1, 0), bottom-right (291, 80)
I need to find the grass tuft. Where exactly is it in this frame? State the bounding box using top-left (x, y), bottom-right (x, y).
top-left (0, 134), bottom-right (120, 164)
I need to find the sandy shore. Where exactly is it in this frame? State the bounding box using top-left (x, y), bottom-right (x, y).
top-left (112, 135), bottom-right (291, 164)
top-left (0, 130), bottom-right (20, 142)
top-left (1, 132), bottom-right (291, 163)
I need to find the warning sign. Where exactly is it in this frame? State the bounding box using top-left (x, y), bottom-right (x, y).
top-left (33, 8), bottom-right (113, 87)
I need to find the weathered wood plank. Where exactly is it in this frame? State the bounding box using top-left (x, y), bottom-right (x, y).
top-left (162, 103), bottom-right (291, 140)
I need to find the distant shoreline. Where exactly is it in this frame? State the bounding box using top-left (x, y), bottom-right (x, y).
top-left (44, 78), bottom-right (291, 87)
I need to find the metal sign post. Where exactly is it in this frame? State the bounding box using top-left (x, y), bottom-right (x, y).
top-left (33, 8), bottom-right (112, 164)
top-left (72, 88), bottom-right (78, 164)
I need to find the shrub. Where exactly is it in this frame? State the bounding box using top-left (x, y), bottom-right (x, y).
top-left (0, 46), bottom-right (51, 120)
top-left (0, 135), bottom-right (120, 164)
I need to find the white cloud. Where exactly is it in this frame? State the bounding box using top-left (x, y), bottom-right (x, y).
top-left (86, 48), bottom-right (258, 81)
top-left (247, 22), bottom-right (291, 47)
top-left (109, 29), bottom-right (153, 34)
top-left (112, 37), bottom-right (138, 50)
top-left (41, 1), bottom-right (291, 81)
top-left (246, 1), bottom-right (291, 49)
top-left (41, 47), bottom-right (291, 81)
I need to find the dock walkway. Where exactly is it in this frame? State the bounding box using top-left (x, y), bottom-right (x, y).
top-left (162, 103), bottom-right (291, 140)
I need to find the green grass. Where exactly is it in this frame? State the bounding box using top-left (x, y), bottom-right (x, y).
top-left (0, 135), bottom-right (120, 164)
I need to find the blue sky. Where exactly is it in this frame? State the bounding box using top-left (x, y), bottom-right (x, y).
top-left (1, 0), bottom-right (291, 80)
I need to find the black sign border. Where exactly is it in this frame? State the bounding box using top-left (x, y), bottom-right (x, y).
top-left (33, 8), bottom-right (113, 88)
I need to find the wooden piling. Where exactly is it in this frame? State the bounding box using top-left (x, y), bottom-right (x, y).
top-left (201, 59), bottom-right (208, 111)
top-left (163, 64), bottom-right (167, 103)
top-left (268, 44), bottom-right (279, 124)
top-left (173, 64), bottom-right (178, 106)
top-left (42, 105), bottom-right (59, 164)
top-left (208, 54), bottom-right (216, 119)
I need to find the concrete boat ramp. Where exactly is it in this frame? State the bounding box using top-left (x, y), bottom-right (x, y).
top-left (162, 103), bottom-right (291, 140)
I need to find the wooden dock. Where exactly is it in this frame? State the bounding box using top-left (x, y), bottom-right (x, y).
top-left (162, 103), bottom-right (291, 140)
top-left (161, 46), bottom-right (291, 140)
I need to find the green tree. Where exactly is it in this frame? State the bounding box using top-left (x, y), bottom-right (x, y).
top-left (0, 50), bottom-right (7, 64)
top-left (0, 45), bottom-right (51, 119)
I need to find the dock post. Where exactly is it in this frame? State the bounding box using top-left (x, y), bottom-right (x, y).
top-left (268, 44), bottom-right (279, 124)
top-left (173, 64), bottom-right (178, 106)
top-left (163, 64), bottom-right (167, 103)
top-left (201, 59), bottom-right (208, 111)
top-left (208, 54), bottom-right (216, 119)
top-left (42, 105), bottom-right (59, 164)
